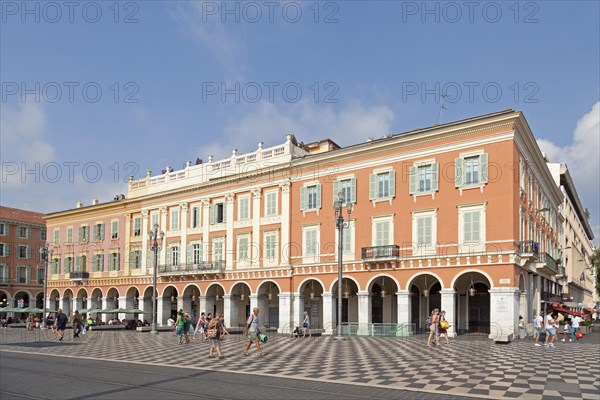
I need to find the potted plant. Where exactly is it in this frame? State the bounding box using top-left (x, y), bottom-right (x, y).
top-left (579, 321), bottom-right (592, 334)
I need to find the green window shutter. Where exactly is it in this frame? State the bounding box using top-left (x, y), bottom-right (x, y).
top-left (223, 203), bottom-right (227, 223)
top-left (75, 256), bottom-right (80, 272)
top-left (472, 212), bottom-right (481, 241)
top-left (78, 227), bottom-right (82, 242)
top-left (480, 153), bottom-right (488, 184)
top-left (187, 244), bottom-right (192, 264)
top-left (166, 248), bottom-right (171, 266)
top-left (409, 166), bottom-right (417, 194)
top-left (333, 180), bottom-right (340, 203)
top-left (417, 218), bottom-right (424, 244)
top-left (432, 162), bottom-right (439, 192)
top-left (209, 204), bottom-right (216, 225)
top-left (389, 171), bottom-right (396, 198)
top-left (129, 252), bottom-right (134, 269)
top-left (455, 158), bottom-right (463, 187)
top-left (350, 177), bottom-right (357, 203)
top-left (464, 213), bottom-right (471, 242)
top-left (100, 224), bottom-right (105, 240)
top-left (147, 250), bottom-right (152, 267)
top-left (425, 217), bottom-right (432, 244)
top-left (316, 184), bottom-right (322, 209)
top-left (300, 187), bottom-right (306, 211)
top-left (369, 174), bottom-right (376, 200)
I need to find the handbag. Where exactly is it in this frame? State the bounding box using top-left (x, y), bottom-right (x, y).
top-left (575, 330), bottom-right (583, 339)
top-left (439, 320), bottom-right (449, 330)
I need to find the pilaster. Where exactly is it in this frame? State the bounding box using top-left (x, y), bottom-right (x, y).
top-left (279, 181), bottom-right (291, 266)
top-left (322, 292), bottom-right (333, 335)
top-left (357, 291), bottom-right (371, 335)
top-left (226, 194), bottom-right (235, 269)
top-left (440, 288), bottom-right (457, 337)
top-left (251, 189), bottom-right (261, 268)
top-left (277, 292), bottom-right (292, 333)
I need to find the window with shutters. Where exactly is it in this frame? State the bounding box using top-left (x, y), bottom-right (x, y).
top-left (371, 215), bottom-right (394, 247)
top-left (303, 226), bottom-right (320, 262)
top-left (455, 153), bottom-right (488, 189)
top-left (0, 264), bottom-right (6, 283)
top-left (192, 243), bottom-right (202, 264)
top-left (130, 250), bottom-right (141, 269)
top-left (458, 204), bottom-right (486, 248)
top-left (133, 217), bottom-right (141, 237)
top-left (519, 157), bottom-right (526, 194)
top-left (210, 202), bottom-right (226, 224)
top-left (409, 162), bottom-right (439, 195)
top-left (520, 208), bottom-right (525, 242)
top-left (151, 213), bottom-right (159, 230)
top-left (53, 229), bottom-right (60, 245)
top-left (79, 226), bottom-right (89, 242)
top-left (18, 226), bottom-right (29, 238)
top-left (334, 221), bottom-right (354, 259)
top-left (264, 232), bottom-right (278, 264)
top-left (79, 255), bottom-right (87, 271)
top-left (265, 191), bottom-right (278, 217)
top-left (17, 245), bottom-right (29, 259)
top-left (238, 197), bottom-right (249, 221)
top-left (67, 227), bottom-right (73, 243)
top-left (37, 267), bottom-right (45, 284)
top-left (333, 177), bottom-right (356, 205)
top-left (191, 206), bottom-right (201, 227)
top-left (0, 243), bottom-right (6, 257)
top-left (109, 252), bottom-right (119, 271)
top-left (170, 209), bottom-right (179, 230)
top-left (0, 223), bottom-right (6, 236)
top-left (94, 223), bottom-right (105, 241)
top-left (237, 235), bottom-right (250, 263)
top-left (65, 256), bottom-right (73, 273)
top-left (169, 246), bottom-right (180, 266)
top-left (213, 240), bottom-right (224, 263)
top-left (92, 254), bottom-right (104, 272)
top-left (412, 210), bottom-right (436, 255)
top-left (111, 221), bottom-right (118, 239)
top-left (51, 258), bottom-right (60, 274)
top-left (369, 170), bottom-right (395, 201)
top-left (17, 266), bottom-right (29, 283)
top-left (300, 184), bottom-right (322, 212)
top-left (39, 229), bottom-right (47, 240)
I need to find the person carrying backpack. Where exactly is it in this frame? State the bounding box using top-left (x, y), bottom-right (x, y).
top-left (208, 314), bottom-right (228, 359)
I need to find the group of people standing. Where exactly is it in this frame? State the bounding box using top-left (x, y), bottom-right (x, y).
top-left (170, 307), bottom-right (266, 359)
top-left (427, 308), bottom-right (451, 347)
top-left (533, 310), bottom-right (583, 347)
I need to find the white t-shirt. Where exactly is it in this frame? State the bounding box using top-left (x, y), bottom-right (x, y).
top-left (167, 318), bottom-right (175, 327)
top-left (545, 315), bottom-right (554, 330)
top-left (572, 316), bottom-right (580, 328)
top-left (534, 315), bottom-right (543, 328)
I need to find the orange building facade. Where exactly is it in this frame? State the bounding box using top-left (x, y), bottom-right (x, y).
top-left (44, 110), bottom-right (565, 339)
top-left (0, 206), bottom-right (47, 314)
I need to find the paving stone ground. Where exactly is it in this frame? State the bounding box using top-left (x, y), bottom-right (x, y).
top-left (1, 327), bottom-right (598, 400)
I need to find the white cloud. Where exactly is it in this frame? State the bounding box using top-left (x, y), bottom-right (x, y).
top-left (538, 101), bottom-right (600, 245)
top-left (195, 100), bottom-right (395, 159)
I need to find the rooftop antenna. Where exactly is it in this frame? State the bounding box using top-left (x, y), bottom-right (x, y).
top-left (436, 94), bottom-right (449, 125)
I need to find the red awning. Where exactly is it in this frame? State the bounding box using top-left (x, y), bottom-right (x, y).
top-left (551, 306), bottom-right (591, 320)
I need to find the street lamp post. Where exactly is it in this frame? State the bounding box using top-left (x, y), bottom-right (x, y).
top-left (39, 245), bottom-right (52, 329)
top-left (148, 223), bottom-right (164, 334)
top-left (333, 190), bottom-right (352, 341)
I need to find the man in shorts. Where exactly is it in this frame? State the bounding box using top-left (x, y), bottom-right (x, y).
top-left (55, 308), bottom-right (68, 341)
top-left (534, 311), bottom-right (544, 346)
top-left (544, 310), bottom-right (557, 347)
top-left (243, 307), bottom-right (265, 357)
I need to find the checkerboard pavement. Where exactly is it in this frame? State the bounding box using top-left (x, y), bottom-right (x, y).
top-left (1, 328), bottom-right (598, 400)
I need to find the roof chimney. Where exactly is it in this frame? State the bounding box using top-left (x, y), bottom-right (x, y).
top-left (76, 201), bottom-right (83, 208)
top-left (92, 199), bottom-right (99, 205)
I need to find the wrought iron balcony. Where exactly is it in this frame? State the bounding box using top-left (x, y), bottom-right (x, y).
top-left (541, 290), bottom-right (562, 303)
top-left (69, 271), bottom-right (89, 281)
top-left (517, 240), bottom-right (539, 258)
top-left (158, 261), bottom-right (225, 276)
top-left (536, 252), bottom-right (560, 275)
top-left (361, 245), bottom-right (400, 260)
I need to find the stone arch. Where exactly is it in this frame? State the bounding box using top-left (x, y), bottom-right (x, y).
top-left (297, 277), bottom-right (326, 294)
top-left (406, 271), bottom-right (446, 291)
top-left (329, 275), bottom-right (361, 293)
top-left (450, 269), bottom-right (494, 290)
top-left (366, 274), bottom-right (401, 293)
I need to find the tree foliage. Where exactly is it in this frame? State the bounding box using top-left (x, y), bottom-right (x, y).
top-left (590, 248), bottom-right (600, 298)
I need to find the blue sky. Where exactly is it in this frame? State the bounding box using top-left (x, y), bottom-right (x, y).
top-left (1, 0), bottom-right (599, 241)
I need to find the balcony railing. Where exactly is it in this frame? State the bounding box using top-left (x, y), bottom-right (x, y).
top-left (158, 261), bottom-right (225, 275)
top-left (517, 240), bottom-right (539, 257)
top-left (361, 245), bottom-right (400, 260)
top-left (70, 271), bottom-right (89, 280)
top-left (539, 252), bottom-right (559, 274)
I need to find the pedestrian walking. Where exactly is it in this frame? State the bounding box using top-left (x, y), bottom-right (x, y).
top-left (55, 308), bottom-right (68, 341)
top-left (72, 311), bottom-right (82, 338)
top-left (46, 313), bottom-right (55, 332)
top-left (571, 315), bottom-right (581, 340)
top-left (182, 313), bottom-right (191, 344)
top-left (544, 310), bottom-right (557, 347)
top-left (518, 315), bottom-right (526, 340)
top-left (426, 309), bottom-right (440, 347)
top-left (196, 312), bottom-right (207, 340)
top-left (561, 318), bottom-right (572, 342)
top-left (175, 310), bottom-right (185, 344)
top-left (302, 311), bottom-right (311, 338)
top-left (244, 307), bottom-right (265, 357)
top-left (208, 314), bottom-right (229, 359)
top-left (438, 310), bottom-right (450, 344)
top-left (534, 311), bottom-right (544, 346)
